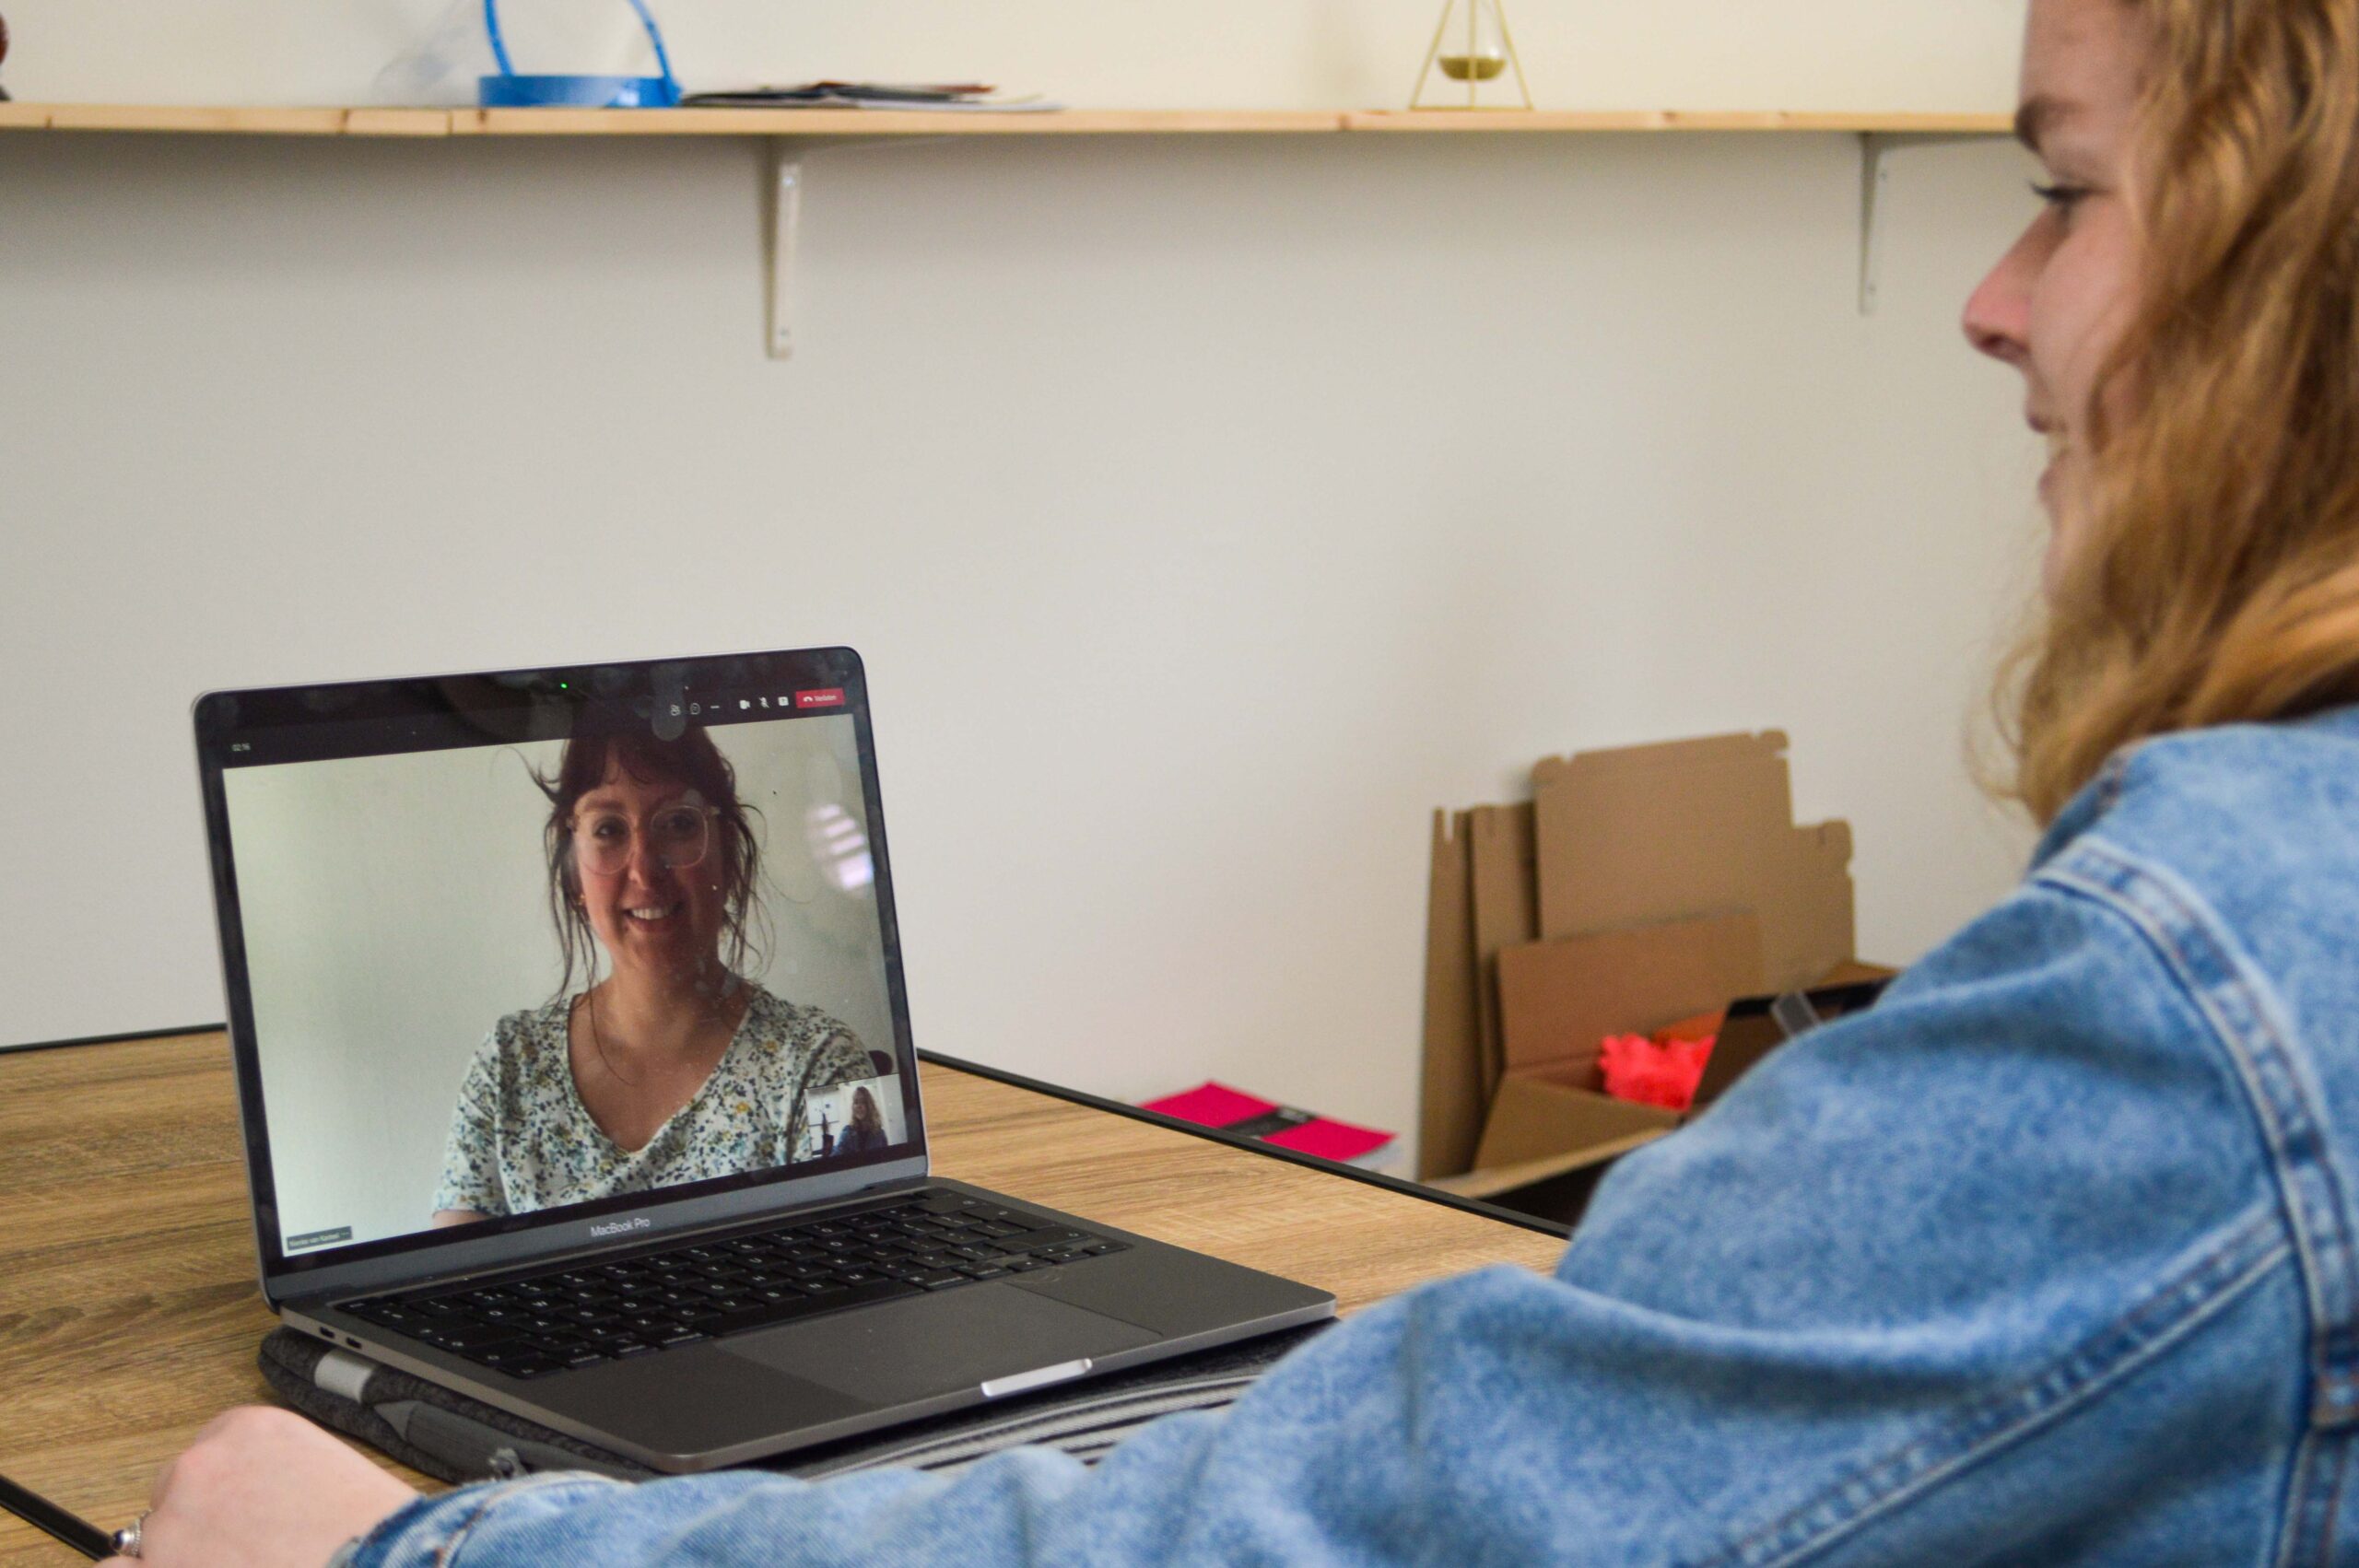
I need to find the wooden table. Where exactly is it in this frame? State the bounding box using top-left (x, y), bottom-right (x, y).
top-left (0, 1032), bottom-right (1565, 1562)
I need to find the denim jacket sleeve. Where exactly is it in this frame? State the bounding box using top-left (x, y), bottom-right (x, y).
top-left (353, 836), bottom-right (2318, 1566)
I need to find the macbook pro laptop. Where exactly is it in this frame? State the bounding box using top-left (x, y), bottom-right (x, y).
top-left (194, 645), bottom-right (1333, 1472)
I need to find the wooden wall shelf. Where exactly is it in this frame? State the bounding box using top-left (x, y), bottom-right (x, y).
top-left (0, 103), bottom-right (2010, 139)
top-left (0, 101), bottom-right (2013, 351)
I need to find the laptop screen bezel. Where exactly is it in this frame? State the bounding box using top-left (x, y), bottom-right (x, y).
top-left (193, 646), bottom-right (932, 1307)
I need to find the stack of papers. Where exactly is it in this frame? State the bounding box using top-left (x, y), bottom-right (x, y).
top-left (681, 82), bottom-right (1062, 112)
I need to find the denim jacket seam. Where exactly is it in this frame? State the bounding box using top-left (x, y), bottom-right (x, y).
top-left (393, 1471), bottom-right (625, 1566)
top-left (2039, 837), bottom-right (2359, 1419)
top-left (1686, 1211), bottom-right (2289, 1568)
top-left (2269, 1422), bottom-right (2354, 1568)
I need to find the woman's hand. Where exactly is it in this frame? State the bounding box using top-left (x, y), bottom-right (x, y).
top-left (100, 1407), bottom-right (418, 1568)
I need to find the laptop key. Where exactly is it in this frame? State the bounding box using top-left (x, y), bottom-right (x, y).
top-left (468, 1344), bottom-right (531, 1369)
top-left (912, 1271), bottom-right (968, 1290)
top-left (349, 1305), bottom-right (424, 1330)
top-left (709, 1278), bottom-right (918, 1339)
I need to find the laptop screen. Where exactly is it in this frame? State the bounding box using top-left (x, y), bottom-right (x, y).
top-left (195, 649), bottom-right (921, 1279)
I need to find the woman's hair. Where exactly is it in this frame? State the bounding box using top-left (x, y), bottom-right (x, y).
top-left (2001, 0), bottom-right (2359, 820)
top-left (534, 728), bottom-right (769, 996)
top-left (850, 1084), bottom-right (883, 1133)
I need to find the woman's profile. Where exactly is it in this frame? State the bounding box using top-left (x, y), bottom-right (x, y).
top-left (430, 727), bottom-right (874, 1224)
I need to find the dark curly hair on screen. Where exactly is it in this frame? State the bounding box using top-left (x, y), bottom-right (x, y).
top-left (532, 728), bottom-right (771, 1000)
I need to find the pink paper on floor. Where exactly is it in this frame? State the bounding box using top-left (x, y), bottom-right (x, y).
top-left (1141, 1082), bottom-right (1278, 1126)
top-left (1141, 1082), bottom-right (1397, 1168)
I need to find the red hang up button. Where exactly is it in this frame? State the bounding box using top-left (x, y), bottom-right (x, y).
top-left (795, 688), bottom-right (846, 709)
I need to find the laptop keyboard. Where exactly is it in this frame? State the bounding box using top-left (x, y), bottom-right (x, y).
top-left (335, 1189), bottom-right (1125, 1381)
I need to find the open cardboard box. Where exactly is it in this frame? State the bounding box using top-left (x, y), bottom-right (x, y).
top-left (1419, 731), bottom-right (1886, 1220)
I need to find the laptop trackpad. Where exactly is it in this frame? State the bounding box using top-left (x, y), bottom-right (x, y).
top-left (719, 1287), bottom-right (1157, 1407)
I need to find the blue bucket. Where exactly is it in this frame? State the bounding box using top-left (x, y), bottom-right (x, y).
top-left (476, 0), bottom-right (683, 109)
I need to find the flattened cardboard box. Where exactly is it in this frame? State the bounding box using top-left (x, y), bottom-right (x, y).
top-left (1419, 731), bottom-right (1858, 1189)
top-left (1532, 731), bottom-right (1852, 993)
top-left (1418, 802), bottom-right (1537, 1179)
top-left (1418, 811), bottom-right (1485, 1182)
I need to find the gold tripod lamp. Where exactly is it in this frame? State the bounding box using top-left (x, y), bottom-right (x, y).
top-left (1411, 0), bottom-right (1532, 111)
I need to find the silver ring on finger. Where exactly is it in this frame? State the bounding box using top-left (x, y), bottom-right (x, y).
top-left (110, 1510), bottom-right (149, 1559)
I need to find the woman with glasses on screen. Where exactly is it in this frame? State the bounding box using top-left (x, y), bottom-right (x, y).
top-left (429, 728), bottom-right (881, 1226)
top-left (108, 0), bottom-right (2359, 1561)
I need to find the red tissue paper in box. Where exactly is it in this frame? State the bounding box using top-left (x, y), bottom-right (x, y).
top-left (1599, 1034), bottom-right (1715, 1113)
top-left (1139, 1082), bottom-right (1397, 1169)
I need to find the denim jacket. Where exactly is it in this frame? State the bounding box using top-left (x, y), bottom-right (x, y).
top-left (355, 710), bottom-right (2359, 1566)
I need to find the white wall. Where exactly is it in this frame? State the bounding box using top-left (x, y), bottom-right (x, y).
top-left (0, 114), bottom-right (2048, 1161)
top-left (0, 0), bottom-right (2023, 112)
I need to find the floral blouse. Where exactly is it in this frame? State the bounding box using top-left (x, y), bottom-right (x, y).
top-left (431, 986), bottom-right (879, 1218)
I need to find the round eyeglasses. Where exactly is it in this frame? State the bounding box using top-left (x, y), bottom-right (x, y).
top-left (570, 803), bottom-right (713, 877)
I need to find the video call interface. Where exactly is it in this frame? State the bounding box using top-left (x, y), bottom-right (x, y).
top-left (213, 675), bottom-right (914, 1262)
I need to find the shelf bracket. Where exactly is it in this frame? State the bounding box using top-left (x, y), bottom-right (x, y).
top-left (1858, 132), bottom-right (1989, 316)
top-left (764, 135), bottom-right (952, 360)
top-left (767, 140), bottom-right (804, 358)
